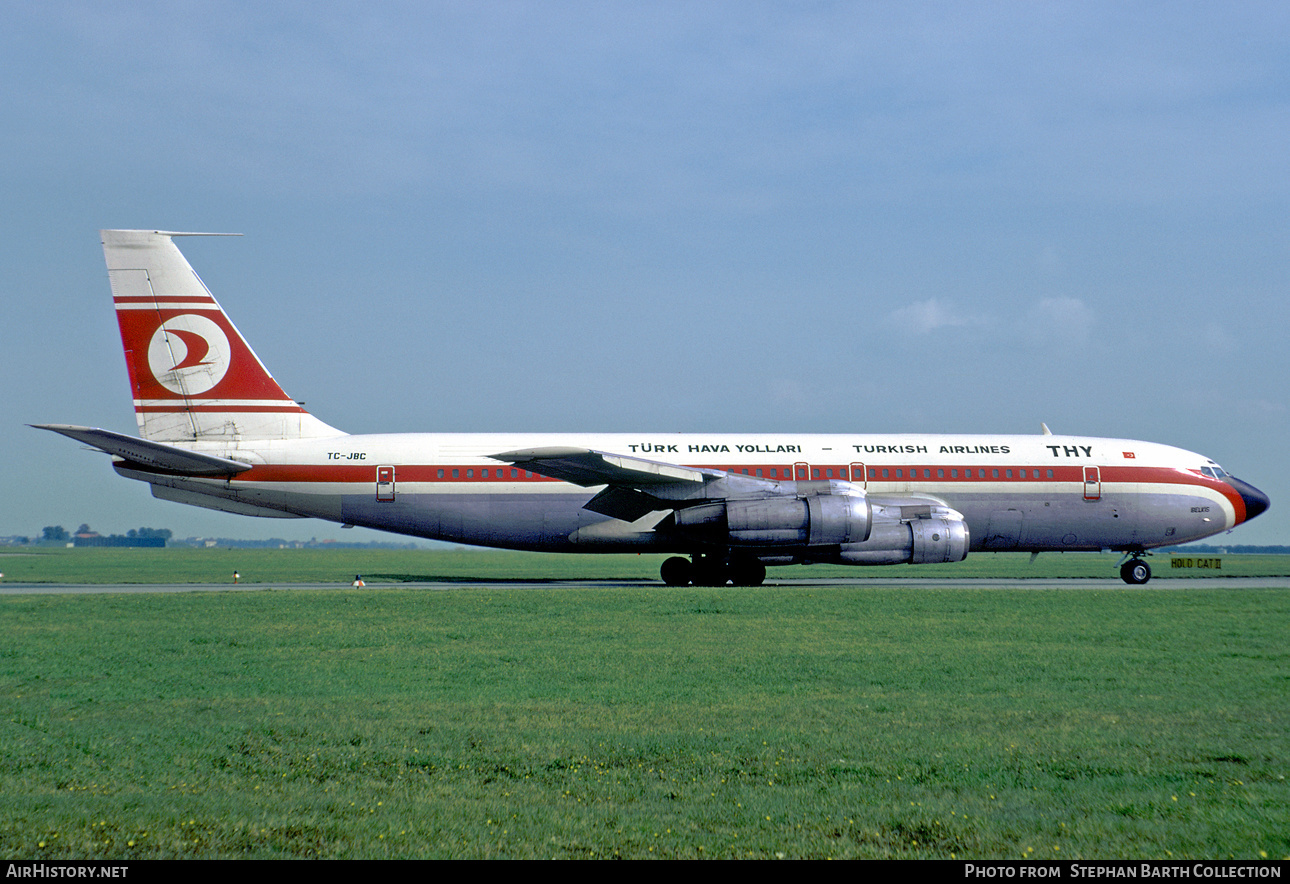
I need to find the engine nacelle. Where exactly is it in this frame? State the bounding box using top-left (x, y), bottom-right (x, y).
top-left (673, 494), bottom-right (872, 547)
top-left (838, 514), bottom-right (970, 565)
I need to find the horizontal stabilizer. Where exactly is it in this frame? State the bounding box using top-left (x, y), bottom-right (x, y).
top-left (31, 424), bottom-right (252, 475)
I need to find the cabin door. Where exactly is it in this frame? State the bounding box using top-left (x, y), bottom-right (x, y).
top-left (849, 462), bottom-right (867, 488)
top-left (376, 466), bottom-right (396, 501)
top-left (1083, 466), bottom-right (1101, 501)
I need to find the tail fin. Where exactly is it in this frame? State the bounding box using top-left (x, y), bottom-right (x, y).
top-left (102, 229), bottom-right (343, 442)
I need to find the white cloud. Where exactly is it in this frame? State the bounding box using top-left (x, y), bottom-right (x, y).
top-left (887, 297), bottom-right (980, 334)
top-left (884, 295), bottom-right (1102, 353)
top-left (1023, 297), bottom-right (1096, 345)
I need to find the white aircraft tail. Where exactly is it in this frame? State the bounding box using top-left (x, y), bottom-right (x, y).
top-left (101, 229), bottom-right (343, 442)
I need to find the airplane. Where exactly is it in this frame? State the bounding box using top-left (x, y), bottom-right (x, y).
top-left (35, 230), bottom-right (1269, 586)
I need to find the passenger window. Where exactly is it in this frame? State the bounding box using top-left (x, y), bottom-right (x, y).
top-left (937, 469), bottom-right (944, 478)
top-left (993, 469), bottom-right (999, 478)
top-left (437, 469), bottom-right (444, 479)
top-left (951, 469), bottom-right (957, 478)
top-left (452, 469), bottom-right (459, 478)
top-left (1006, 469), bottom-right (1012, 478)
top-left (1047, 469), bottom-right (1054, 478)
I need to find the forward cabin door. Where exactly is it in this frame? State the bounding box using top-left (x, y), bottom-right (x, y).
top-left (1083, 466), bottom-right (1101, 501)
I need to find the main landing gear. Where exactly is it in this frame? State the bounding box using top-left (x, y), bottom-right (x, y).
top-left (661, 555), bottom-right (766, 587)
top-left (1120, 555), bottom-right (1151, 585)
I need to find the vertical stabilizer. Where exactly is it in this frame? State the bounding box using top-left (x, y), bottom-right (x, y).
top-left (102, 229), bottom-right (344, 441)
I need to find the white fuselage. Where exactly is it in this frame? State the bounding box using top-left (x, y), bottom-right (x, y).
top-left (117, 431), bottom-right (1248, 557)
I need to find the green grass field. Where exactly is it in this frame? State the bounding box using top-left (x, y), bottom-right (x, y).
top-left (2, 551), bottom-right (1288, 859)
top-left (3, 546), bottom-right (1290, 585)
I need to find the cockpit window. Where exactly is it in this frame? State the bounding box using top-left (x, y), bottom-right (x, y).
top-left (1201, 466), bottom-right (1228, 480)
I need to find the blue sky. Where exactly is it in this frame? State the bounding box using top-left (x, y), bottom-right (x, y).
top-left (3, 2), bottom-right (1287, 544)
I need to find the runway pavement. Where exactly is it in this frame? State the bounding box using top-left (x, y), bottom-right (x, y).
top-left (2, 577), bottom-right (1287, 594)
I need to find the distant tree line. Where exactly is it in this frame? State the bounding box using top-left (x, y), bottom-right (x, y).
top-left (36, 525), bottom-right (173, 546)
top-left (19, 527), bottom-right (414, 550)
top-left (166, 537), bottom-right (421, 549)
top-left (1164, 543), bottom-right (1290, 555)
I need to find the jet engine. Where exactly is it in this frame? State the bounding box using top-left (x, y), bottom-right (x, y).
top-left (837, 514), bottom-right (970, 565)
top-left (671, 491), bottom-right (970, 566)
top-left (673, 494), bottom-right (872, 546)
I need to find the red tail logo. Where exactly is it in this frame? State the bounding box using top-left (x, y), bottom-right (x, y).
top-left (147, 315), bottom-right (231, 395)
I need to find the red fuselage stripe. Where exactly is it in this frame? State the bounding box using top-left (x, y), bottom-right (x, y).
top-left (229, 462), bottom-right (1195, 482)
top-left (223, 461), bottom-right (1243, 516)
top-left (134, 404), bottom-right (307, 412)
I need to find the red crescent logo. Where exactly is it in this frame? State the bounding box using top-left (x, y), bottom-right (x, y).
top-left (166, 329), bottom-right (212, 370)
top-left (146, 315), bottom-right (231, 395)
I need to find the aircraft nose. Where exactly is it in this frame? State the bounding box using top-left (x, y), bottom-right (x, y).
top-left (1227, 475), bottom-right (1270, 523)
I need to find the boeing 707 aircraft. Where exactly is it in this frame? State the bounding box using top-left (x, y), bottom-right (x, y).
top-left (35, 230), bottom-right (1270, 585)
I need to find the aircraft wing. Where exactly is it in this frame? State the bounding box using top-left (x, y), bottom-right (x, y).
top-left (491, 446), bottom-right (732, 521)
top-left (493, 446), bottom-right (960, 525)
top-left (493, 447), bottom-right (711, 487)
top-left (32, 424), bottom-right (253, 476)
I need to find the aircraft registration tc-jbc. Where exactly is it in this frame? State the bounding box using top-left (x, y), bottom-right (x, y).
top-left (35, 230), bottom-right (1270, 587)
